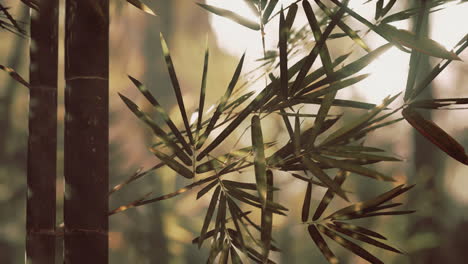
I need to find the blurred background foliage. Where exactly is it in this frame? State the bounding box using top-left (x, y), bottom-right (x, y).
top-left (1, 0), bottom-right (467, 263)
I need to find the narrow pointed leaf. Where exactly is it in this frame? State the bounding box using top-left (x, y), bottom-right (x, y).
top-left (230, 247), bottom-right (243, 264)
top-left (150, 148), bottom-right (194, 179)
top-left (285, 3), bottom-right (298, 30)
top-left (118, 93), bottom-right (192, 165)
top-left (252, 115), bottom-right (268, 205)
top-left (302, 181), bottom-right (313, 222)
top-left (227, 199), bottom-right (246, 250)
top-left (409, 98), bottom-right (468, 110)
top-left (279, 8), bottom-right (289, 99)
top-left (302, 156), bottom-right (349, 201)
top-left (326, 223), bottom-right (401, 253)
top-left (379, 23), bottom-right (461, 60)
top-left (308, 225), bottom-right (339, 264)
top-left (0, 65), bottom-right (30, 88)
top-left (262, 0), bottom-right (279, 24)
top-left (318, 225), bottom-right (384, 264)
top-left (313, 170), bottom-right (347, 221)
top-left (320, 94), bottom-right (400, 146)
top-left (403, 107), bottom-right (468, 165)
top-left (332, 222), bottom-right (387, 240)
top-left (261, 170), bottom-right (274, 262)
top-left (319, 150), bottom-right (401, 162)
top-left (197, 3), bottom-right (260, 30)
top-left (160, 33), bottom-right (195, 144)
top-left (314, 0), bottom-right (370, 52)
top-left (199, 186), bottom-right (221, 248)
top-left (197, 45), bottom-right (210, 136)
top-left (128, 75), bottom-right (192, 155)
top-left (198, 53), bottom-right (246, 149)
top-left (196, 180), bottom-right (218, 200)
top-left (127, 0), bottom-right (156, 15)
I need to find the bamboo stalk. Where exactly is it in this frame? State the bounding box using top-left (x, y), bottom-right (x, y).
top-left (64, 0), bottom-right (109, 262)
top-left (26, 0), bottom-right (58, 263)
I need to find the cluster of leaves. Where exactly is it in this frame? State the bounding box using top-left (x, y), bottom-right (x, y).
top-left (107, 0), bottom-right (465, 263)
top-left (0, 2), bottom-right (25, 36)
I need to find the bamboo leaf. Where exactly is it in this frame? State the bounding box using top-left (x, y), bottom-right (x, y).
top-left (198, 53), bottom-right (246, 149)
top-left (298, 43), bottom-right (392, 96)
top-left (0, 64), bottom-right (30, 89)
top-left (318, 225), bottom-right (384, 264)
top-left (197, 44), bottom-right (210, 137)
top-left (332, 222), bottom-right (387, 240)
top-left (319, 150), bottom-right (401, 162)
top-left (409, 98), bottom-right (468, 110)
top-left (230, 247), bottom-right (243, 264)
top-left (197, 179), bottom-right (219, 200)
top-left (326, 223), bottom-right (401, 254)
top-left (299, 98), bottom-right (377, 110)
top-left (261, 170), bottom-right (274, 262)
top-left (310, 153), bottom-right (395, 182)
top-left (128, 75), bottom-right (192, 155)
top-left (199, 186), bottom-right (221, 248)
top-left (314, 0), bottom-right (370, 52)
top-left (302, 181), bottom-right (313, 222)
top-left (126, 0), bottom-right (156, 15)
top-left (302, 156), bottom-right (349, 201)
top-left (320, 93), bottom-right (400, 146)
top-left (197, 3), bottom-right (260, 30)
top-left (313, 170), bottom-right (347, 221)
top-left (285, 3), bottom-right (298, 30)
top-left (118, 93), bottom-right (192, 165)
top-left (326, 185), bottom-right (414, 220)
top-left (150, 148), bottom-right (194, 179)
top-left (262, 0), bottom-right (279, 24)
top-left (252, 115), bottom-right (268, 205)
top-left (160, 33), bottom-right (195, 144)
top-left (279, 8), bottom-right (289, 99)
top-left (290, 0), bottom-right (349, 95)
top-left (227, 199), bottom-right (246, 250)
top-left (402, 107), bottom-right (468, 165)
top-left (308, 225), bottom-right (339, 264)
top-left (378, 23), bottom-right (461, 60)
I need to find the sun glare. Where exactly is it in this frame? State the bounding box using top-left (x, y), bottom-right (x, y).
top-left (207, 1), bottom-right (467, 103)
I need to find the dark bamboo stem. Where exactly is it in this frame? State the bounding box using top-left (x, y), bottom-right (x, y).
top-left (64, 0), bottom-right (109, 262)
top-left (26, 0), bottom-right (59, 263)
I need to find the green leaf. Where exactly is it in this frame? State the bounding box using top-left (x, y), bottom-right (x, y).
top-left (298, 43), bottom-right (392, 96)
top-left (128, 75), bottom-right (192, 155)
top-left (302, 181), bottom-right (313, 222)
top-left (261, 170), bottom-right (274, 262)
top-left (262, 0), bottom-right (279, 24)
top-left (409, 98), bottom-right (468, 109)
top-left (150, 148), bottom-right (194, 179)
top-left (378, 23), bottom-right (461, 60)
top-left (285, 3), bottom-right (298, 30)
top-left (318, 225), bottom-right (384, 264)
top-left (319, 150), bottom-right (401, 162)
top-left (279, 8), bottom-right (289, 99)
top-left (118, 93), bottom-right (192, 165)
top-left (326, 223), bottom-right (401, 254)
top-left (326, 185), bottom-right (414, 220)
top-left (126, 0), bottom-right (156, 15)
top-left (227, 199), bottom-right (246, 250)
top-left (197, 44), bottom-right (210, 137)
top-left (403, 107), bottom-right (468, 165)
top-left (199, 186), bottom-right (220, 248)
top-left (320, 93), bottom-right (399, 146)
top-left (196, 179), bottom-right (218, 200)
top-left (252, 115), bottom-right (268, 205)
top-left (308, 225), bottom-right (339, 264)
top-left (313, 170), bottom-right (347, 221)
top-left (0, 64), bottom-right (30, 89)
top-left (197, 3), bottom-right (260, 30)
top-left (309, 153), bottom-right (395, 182)
top-left (289, 0), bottom-right (349, 95)
top-left (332, 222), bottom-right (387, 240)
top-left (230, 247), bottom-right (243, 264)
top-left (198, 53), bottom-right (246, 149)
top-left (160, 33), bottom-right (195, 144)
top-left (302, 156), bottom-right (349, 201)
top-left (314, 0), bottom-right (370, 52)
